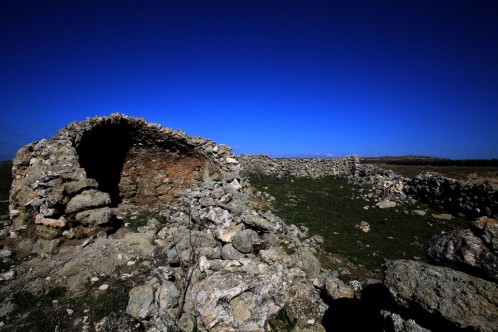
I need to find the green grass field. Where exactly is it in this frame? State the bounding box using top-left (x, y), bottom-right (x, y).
top-left (249, 173), bottom-right (469, 271)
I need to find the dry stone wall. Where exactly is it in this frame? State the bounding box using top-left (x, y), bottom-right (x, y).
top-left (238, 154), bottom-right (360, 178)
top-left (407, 172), bottom-right (497, 218)
top-left (239, 154), bottom-right (498, 219)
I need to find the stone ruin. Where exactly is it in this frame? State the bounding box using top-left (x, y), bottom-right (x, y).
top-left (3, 114), bottom-right (497, 331)
top-left (9, 113), bottom-right (238, 240)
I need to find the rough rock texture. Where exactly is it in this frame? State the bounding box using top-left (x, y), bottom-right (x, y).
top-left (238, 154), bottom-right (360, 178)
top-left (384, 259), bottom-right (498, 332)
top-left (379, 310), bottom-right (430, 332)
top-left (472, 216), bottom-right (498, 253)
top-left (407, 172), bottom-right (497, 218)
top-left (8, 114), bottom-right (236, 241)
top-left (427, 227), bottom-right (498, 281)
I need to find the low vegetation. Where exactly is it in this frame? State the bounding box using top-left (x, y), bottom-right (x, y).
top-left (249, 174), bottom-right (469, 271)
top-left (5, 265), bottom-right (146, 331)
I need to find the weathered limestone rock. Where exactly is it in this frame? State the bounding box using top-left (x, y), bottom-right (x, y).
top-left (242, 213), bottom-right (273, 232)
top-left (156, 281), bottom-right (180, 311)
top-left (126, 284), bottom-right (156, 319)
top-left (427, 228), bottom-right (498, 281)
top-left (384, 259), bottom-right (498, 332)
top-left (380, 310), bottom-right (430, 332)
top-left (75, 207), bottom-right (112, 225)
top-left (65, 189), bottom-right (111, 213)
top-left (293, 245), bottom-right (321, 278)
top-left (325, 276), bottom-right (356, 300)
top-left (221, 243), bottom-right (245, 260)
top-left (472, 216), bottom-right (498, 253)
top-left (192, 270), bottom-right (287, 331)
top-left (232, 228), bottom-right (258, 253)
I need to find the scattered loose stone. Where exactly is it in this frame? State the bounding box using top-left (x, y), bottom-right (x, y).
top-left (376, 200), bottom-right (397, 209)
top-left (355, 221), bottom-right (370, 233)
top-left (431, 213), bottom-right (453, 220)
top-left (99, 284), bottom-right (109, 291)
top-left (412, 210), bottom-right (427, 216)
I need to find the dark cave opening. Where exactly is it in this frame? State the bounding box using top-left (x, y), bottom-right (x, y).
top-left (76, 123), bottom-right (132, 206)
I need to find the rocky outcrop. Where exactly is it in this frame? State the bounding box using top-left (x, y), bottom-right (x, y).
top-left (8, 114), bottom-right (238, 241)
top-left (383, 259), bottom-right (498, 332)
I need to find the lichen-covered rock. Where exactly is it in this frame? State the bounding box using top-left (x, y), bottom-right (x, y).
top-left (384, 259), bottom-right (498, 332)
top-left (379, 310), bottom-right (430, 332)
top-left (472, 216), bottom-right (498, 254)
top-left (232, 228), bottom-right (258, 254)
top-left (65, 189), bottom-right (111, 214)
top-left (126, 284), bottom-right (156, 319)
top-left (325, 276), bottom-right (356, 300)
top-left (427, 228), bottom-right (498, 281)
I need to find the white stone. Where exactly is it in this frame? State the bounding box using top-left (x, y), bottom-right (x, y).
top-left (376, 200), bottom-right (397, 209)
top-left (99, 284), bottom-right (109, 291)
top-left (230, 179), bottom-right (242, 191)
top-left (225, 157), bottom-right (239, 164)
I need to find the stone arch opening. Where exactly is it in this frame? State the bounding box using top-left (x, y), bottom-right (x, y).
top-left (76, 123), bottom-right (132, 206)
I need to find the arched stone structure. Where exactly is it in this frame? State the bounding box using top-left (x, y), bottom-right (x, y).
top-left (8, 114), bottom-right (236, 239)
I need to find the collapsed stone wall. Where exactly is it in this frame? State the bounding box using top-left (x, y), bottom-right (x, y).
top-left (239, 154), bottom-right (498, 219)
top-left (407, 172), bottom-right (497, 218)
top-left (8, 114), bottom-right (240, 240)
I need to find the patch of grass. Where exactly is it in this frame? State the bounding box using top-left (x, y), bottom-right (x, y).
top-left (125, 209), bottom-right (170, 231)
top-left (249, 174), bottom-right (470, 271)
top-left (76, 275), bottom-right (134, 320)
top-left (7, 275), bottom-right (135, 330)
top-left (9, 287), bottom-right (68, 331)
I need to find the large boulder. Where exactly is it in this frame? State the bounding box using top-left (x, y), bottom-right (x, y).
top-left (384, 259), bottom-right (498, 332)
top-left (427, 228), bottom-right (498, 281)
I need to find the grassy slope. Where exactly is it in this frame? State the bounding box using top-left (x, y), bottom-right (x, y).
top-left (249, 174), bottom-right (469, 271)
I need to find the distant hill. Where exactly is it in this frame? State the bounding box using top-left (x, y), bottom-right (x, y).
top-left (361, 155), bottom-right (449, 164)
top-left (361, 156), bottom-right (498, 167)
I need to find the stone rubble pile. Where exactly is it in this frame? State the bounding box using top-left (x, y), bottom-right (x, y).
top-left (125, 172), bottom-right (329, 331)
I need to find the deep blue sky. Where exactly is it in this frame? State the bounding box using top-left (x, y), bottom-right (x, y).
top-left (1, 0), bottom-right (497, 160)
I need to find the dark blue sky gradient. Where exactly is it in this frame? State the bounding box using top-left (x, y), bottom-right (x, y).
top-left (1, 0), bottom-right (497, 160)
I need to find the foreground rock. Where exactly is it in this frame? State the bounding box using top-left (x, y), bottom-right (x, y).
top-left (427, 228), bottom-right (498, 281)
top-left (384, 259), bottom-right (498, 332)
